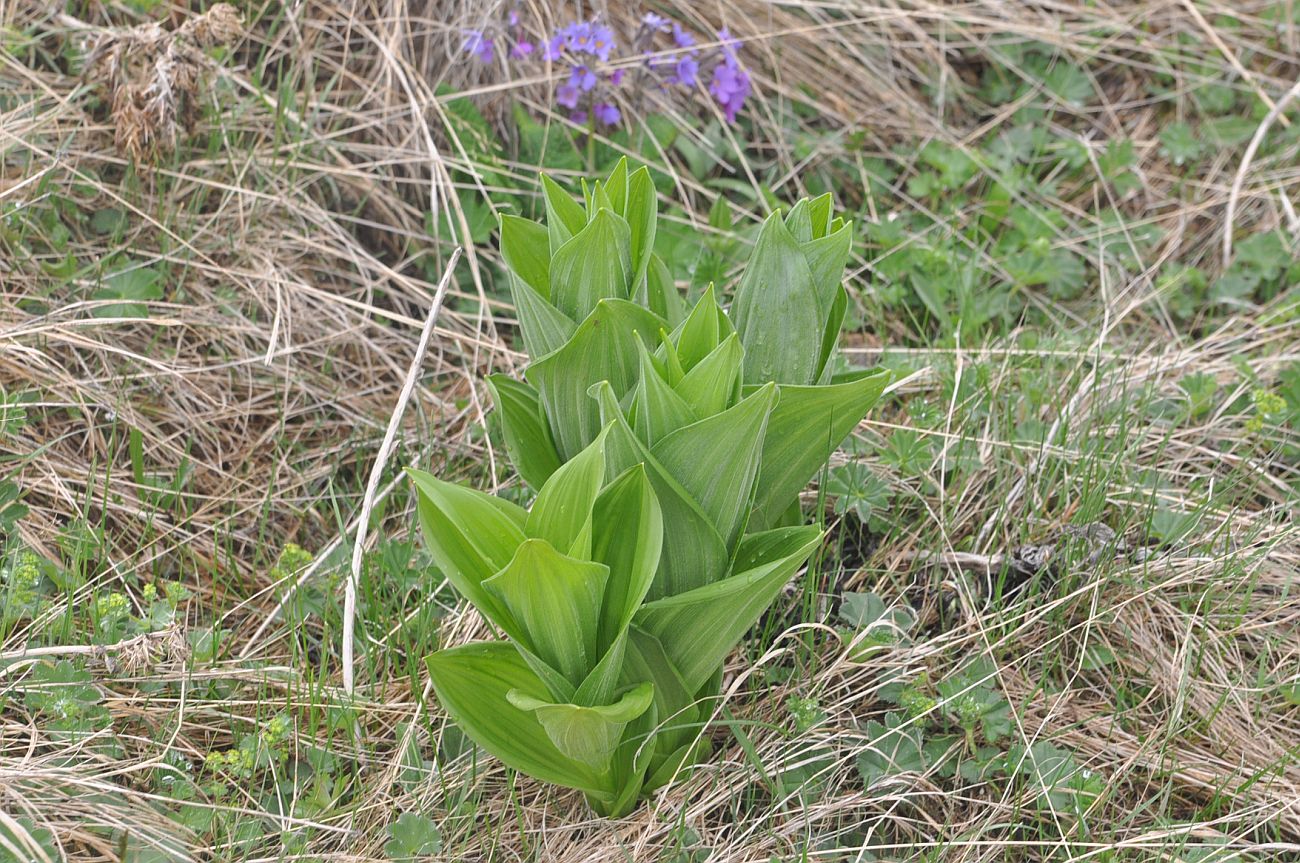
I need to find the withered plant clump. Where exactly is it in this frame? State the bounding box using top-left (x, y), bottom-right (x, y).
top-left (82, 3), bottom-right (243, 159)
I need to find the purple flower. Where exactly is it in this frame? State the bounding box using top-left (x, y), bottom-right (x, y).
top-left (556, 83), bottom-right (580, 109)
top-left (543, 34), bottom-right (564, 61)
top-left (590, 23), bottom-right (616, 61)
top-left (570, 64), bottom-right (597, 92)
top-left (670, 55), bottom-right (699, 86)
top-left (508, 10), bottom-right (519, 26)
top-left (717, 26), bottom-right (741, 63)
top-left (672, 22), bottom-right (695, 48)
top-left (461, 29), bottom-right (494, 63)
top-left (594, 102), bottom-right (621, 126)
top-left (570, 110), bottom-right (588, 124)
top-left (511, 39), bottom-right (534, 59)
top-left (610, 68), bottom-right (626, 86)
top-left (564, 21), bottom-right (593, 53)
top-left (642, 13), bottom-right (669, 31)
top-left (710, 61), bottom-right (750, 122)
top-left (708, 29), bottom-right (749, 122)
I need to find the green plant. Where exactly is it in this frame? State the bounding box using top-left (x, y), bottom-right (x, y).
top-left (385, 812), bottom-right (443, 860)
top-left (410, 159), bottom-right (888, 815)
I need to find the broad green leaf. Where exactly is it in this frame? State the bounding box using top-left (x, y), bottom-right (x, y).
top-left (674, 332), bottom-right (743, 417)
top-left (731, 213), bottom-right (823, 385)
top-left (528, 300), bottom-right (667, 460)
top-left (592, 381), bottom-right (729, 598)
top-left (643, 736), bottom-right (711, 793)
top-left (625, 167), bottom-right (657, 289)
top-left (94, 266), bottom-right (162, 318)
top-left (650, 383), bottom-right (777, 550)
top-left (575, 628), bottom-right (629, 708)
top-left (483, 539), bottom-right (608, 689)
top-left (508, 682), bottom-right (653, 770)
top-left (425, 642), bottom-right (612, 798)
top-left (643, 253), bottom-right (685, 328)
top-left (590, 181), bottom-right (616, 216)
top-left (634, 525), bottom-right (823, 692)
top-left (749, 370), bottom-right (890, 530)
top-left (542, 173), bottom-right (587, 254)
top-left (604, 157), bottom-right (629, 215)
top-left (591, 464), bottom-right (663, 652)
top-left (785, 197), bottom-right (816, 243)
top-left (674, 285), bottom-right (722, 370)
top-left (485, 375), bottom-right (562, 490)
top-left (526, 429), bottom-right (607, 557)
top-left (499, 215), bottom-right (551, 298)
top-left (549, 208), bottom-right (632, 321)
top-left (805, 193), bottom-right (833, 238)
top-left (408, 469), bottom-right (526, 635)
top-left (816, 284), bottom-right (848, 384)
top-left (598, 694), bottom-right (660, 817)
top-left (803, 221), bottom-right (853, 311)
top-left (657, 326), bottom-right (685, 385)
top-left (509, 273), bottom-right (575, 360)
top-left (623, 627), bottom-right (702, 757)
top-left (385, 812), bottom-right (443, 858)
top-left (633, 341), bottom-right (697, 446)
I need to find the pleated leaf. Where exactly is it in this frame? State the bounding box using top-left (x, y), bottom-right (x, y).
top-left (426, 642), bottom-right (612, 799)
top-left (499, 214), bottom-right (551, 298)
top-left (803, 220), bottom-right (853, 313)
top-left (597, 693), bottom-right (660, 817)
top-left (623, 626), bottom-right (702, 758)
top-left (526, 429), bottom-right (607, 557)
top-left (650, 383), bottom-right (777, 551)
top-left (483, 539), bottom-right (608, 689)
top-left (643, 736), bottom-right (712, 794)
top-left (509, 273), bottom-right (575, 360)
top-left (408, 469), bottom-right (526, 637)
top-left (507, 682), bottom-right (653, 771)
top-left (643, 252), bottom-right (685, 328)
top-left (749, 369), bottom-right (890, 531)
top-left (589, 464), bottom-right (662, 652)
top-left (624, 166), bottom-right (657, 291)
top-left (527, 299), bottom-right (666, 460)
top-left (632, 341), bottom-right (697, 446)
top-left (542, 173), bottom-right (587, 255)
top-left (591, 381), bottom-right (729, 598)
top-left (816, 284), bottom-right (849, 384)
top-left (485, 374), bottom-right (562, 490)
top-left (633, 525), bottom-right (823, 693)
top-left (603, 158), bottom-right (629, 215)
top-left (548, 208), bottom-right (632, 321)
top-left (674, 332), bottom-right (743, 418)
top-left (731, 213), bottom-right (824, 385)
top-left (674, 284), bottom-right (723, 371)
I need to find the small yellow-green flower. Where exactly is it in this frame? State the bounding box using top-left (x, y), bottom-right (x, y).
top-left (1246, 388), bottom-right (1287, 434)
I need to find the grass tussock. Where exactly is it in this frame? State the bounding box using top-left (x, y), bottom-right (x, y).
top-left (1, 0), bottom-right (1298, 860)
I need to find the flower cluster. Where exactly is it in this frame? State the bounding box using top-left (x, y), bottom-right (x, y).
top-left (547, 19), bottom-right (623, 126)
top-left (2, 550), bottom-right (41, 609)
top-left (460, 10), bottom-right (534, 64)
top-left (458, 9), bottom-right (752, 126)
top-left (709, 28), bottom-right (751, 123)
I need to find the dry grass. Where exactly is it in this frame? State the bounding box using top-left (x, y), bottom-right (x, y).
top-left (1, 0), bottom-right (1298, 860)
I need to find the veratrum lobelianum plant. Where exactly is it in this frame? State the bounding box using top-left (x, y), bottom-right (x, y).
top-left (410, 159), bottom-right (888, 816)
